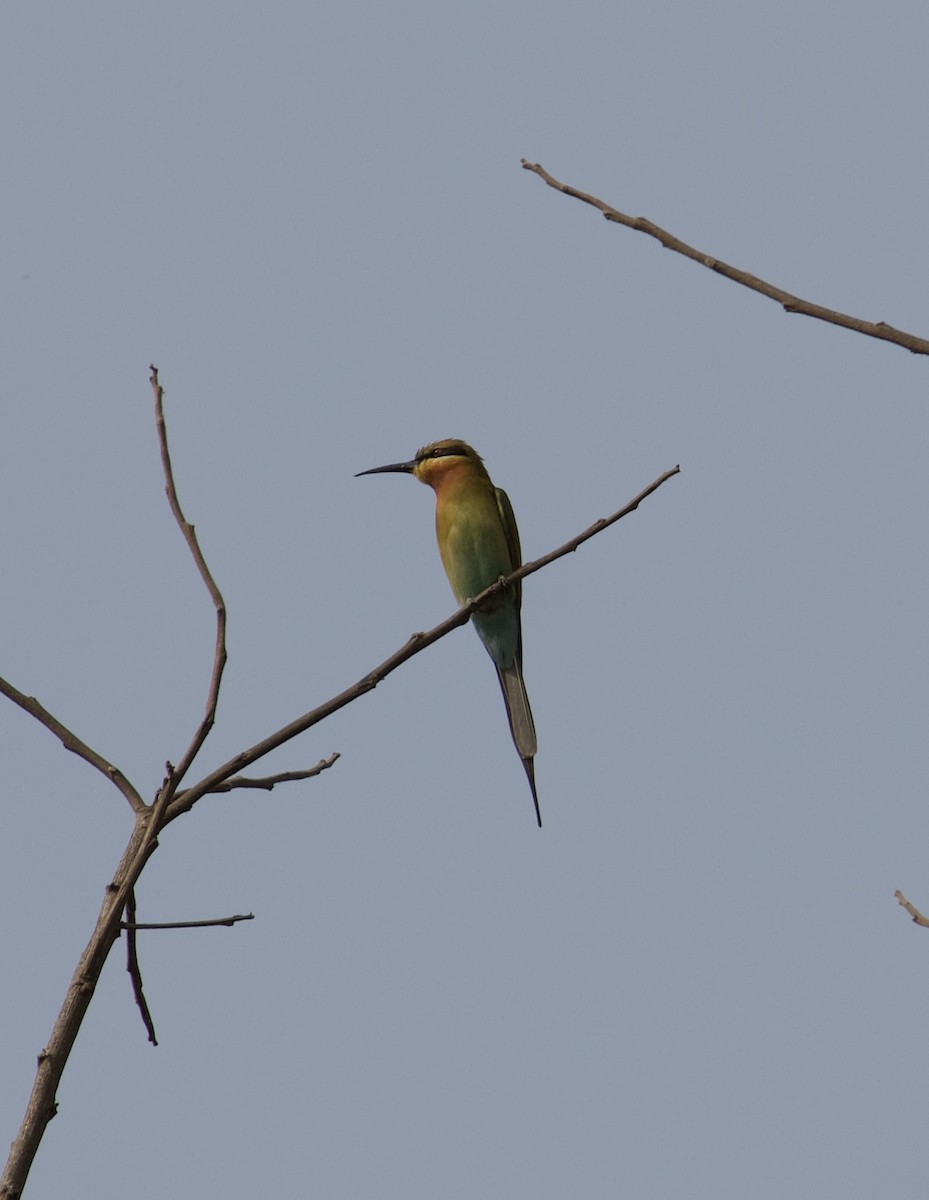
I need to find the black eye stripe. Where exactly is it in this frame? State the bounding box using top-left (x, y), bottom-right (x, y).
top-left (417, 445), bottom-right (463, 462)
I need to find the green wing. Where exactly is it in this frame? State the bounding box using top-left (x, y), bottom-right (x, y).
top-left (494, 486), bottom-right (522, 611)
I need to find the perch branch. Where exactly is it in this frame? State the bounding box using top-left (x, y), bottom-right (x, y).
top-left (164, 465), bottom-right (680, 824)
top-left (521, 160), bottom-right (929, 357)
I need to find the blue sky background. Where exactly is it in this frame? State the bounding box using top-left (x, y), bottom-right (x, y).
top-left (3, 3), bottom-right (929, 1196)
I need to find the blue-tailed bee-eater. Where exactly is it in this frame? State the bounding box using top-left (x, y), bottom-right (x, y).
top-left (357, 439), bottom-right (541, 826)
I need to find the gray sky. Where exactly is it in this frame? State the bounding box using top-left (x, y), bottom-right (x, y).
top-left (3, 2), bottom-right (929, 1196)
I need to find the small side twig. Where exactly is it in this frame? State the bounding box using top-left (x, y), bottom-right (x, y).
top-left (120, 913), bottom-right (255, 930)
top-left (521, 159), bottom-right (929, 357)
top-left (122, 900), bottom-right (255, 1045)
top-left (150, 366), bottom-right (228, 791)
top-left (202, 754), bottom-right (341, 794)
top-left (124, 889), bottom-right (158, 1045)
top-left (895, 890), bottom-right (929, 927)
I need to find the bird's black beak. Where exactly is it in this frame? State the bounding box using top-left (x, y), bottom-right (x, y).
top-left (355, 459), bottom-right (416, 477)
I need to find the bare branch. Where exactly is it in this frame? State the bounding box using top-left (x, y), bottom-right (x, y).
top-left (895, 889), bottom-right (929, 927)
top-left (164, 466), bottom-right (680, 824)
top-left (521, 160), bottom-right (929, 357)
top-left (2, 454), bottom-right (679, 1197)
top-left (150, 365), bottom-right (228, 790)
top-left (0, 674), bottom-right (145, 813)
top-left (509, 464), bottom-right (680, 586)
top-left (2, 798), bottom-right (166, 1197)
top-left (120, 913), bottom-right (255, 930)
top-left (124, 889), bottom-right (158, 1045)
top-left (200, 755), bottom-right (341, 794)
top-left (3, 717), bottom-right (264, 1192)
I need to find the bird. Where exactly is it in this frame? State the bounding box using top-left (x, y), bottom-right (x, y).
top-left (357, 439), bottom-right (541, 826)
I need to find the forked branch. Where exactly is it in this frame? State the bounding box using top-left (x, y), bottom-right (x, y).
top-left (1, 370), bottom-right (679, 1199)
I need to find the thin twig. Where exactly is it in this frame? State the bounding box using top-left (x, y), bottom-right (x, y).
top-left (124, 889), bottom-right (158, 1045)
top-left (120, 913), bottom-right (255, 930)
top-left (0, 675), bottom-right (145, 813)
top-left (150, 366), bottom-right (228, 791)
top-left (508, 464), bottom-right (680, 584)
top-left (895, 890), bottom-right (929, 927)
top-left (201, 755), bottom-right (341, 794)
top-left (521, 160), bottom-right (929, 357)
top-left (164, 466), bottom-right (680, 824)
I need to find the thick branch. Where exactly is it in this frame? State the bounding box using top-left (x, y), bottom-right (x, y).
top-left (1, 795), bottom-right (167, 1198)
top-left (150, 366), bottom-right (228, 791)
top-left (165, 465), bottom-right (680, 824)
top-left (0, 676), bottom-right (145, 814)
top-left (521, 160), bottom-right (929, 357)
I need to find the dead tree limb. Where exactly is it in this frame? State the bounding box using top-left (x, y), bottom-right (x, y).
top-left (0, 368), bottom-right (679, 1199)
top-left (521, 159), bottom-right (929, 357)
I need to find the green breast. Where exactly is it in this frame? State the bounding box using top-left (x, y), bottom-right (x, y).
top-left (436, 489), bottom-right (520, 669)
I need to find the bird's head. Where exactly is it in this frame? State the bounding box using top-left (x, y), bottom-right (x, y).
top-left (356, 439), bottom-right (487, 491)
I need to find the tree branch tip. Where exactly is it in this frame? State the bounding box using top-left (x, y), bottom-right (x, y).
top-left (895, 889), bottom-right (929, 926)
top-left (522, 164), bottom-right (929, 357)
